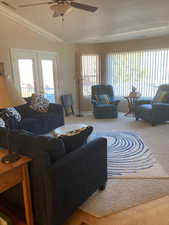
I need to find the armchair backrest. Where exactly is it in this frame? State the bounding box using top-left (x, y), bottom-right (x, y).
top-left (91, 85), bottom-right (114, 100)
top-left (153, 84), bottom-right (169, 103)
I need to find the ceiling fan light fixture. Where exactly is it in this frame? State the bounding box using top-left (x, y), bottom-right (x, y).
top-left (50, 3), bottom-right (71, 16)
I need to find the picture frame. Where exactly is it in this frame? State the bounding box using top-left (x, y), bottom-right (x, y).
top-left (0, 62), bottom-right (5, 75)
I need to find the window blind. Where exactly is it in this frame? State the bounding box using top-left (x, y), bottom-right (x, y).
top-left (107, 49), bottom-right (169, 97)
top-left (81, 55), bottom-right (100, 97)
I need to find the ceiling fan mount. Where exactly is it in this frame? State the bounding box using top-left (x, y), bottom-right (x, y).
top-left (18, 0), bottom-right (98, 18)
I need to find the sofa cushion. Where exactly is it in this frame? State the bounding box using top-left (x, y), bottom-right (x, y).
top-left (20, 112), bottom-right (62, 134)
top-left (20, 117), bottom-right (43, 133)
top-left (59, 126), bottom-right (93, 153)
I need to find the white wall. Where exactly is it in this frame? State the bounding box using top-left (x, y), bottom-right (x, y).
top-left (0, 13), bottom-right (77, 110)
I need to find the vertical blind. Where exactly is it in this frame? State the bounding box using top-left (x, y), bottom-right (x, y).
top-left (81, 55), bottom-right (100, 97)
top-left (107, 49), bottom-right (169, 97)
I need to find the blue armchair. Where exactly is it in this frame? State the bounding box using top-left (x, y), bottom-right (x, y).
top-left (135, 84), bottom-right (169, 126)
top-left (91, 85), bottom-right (120, 119)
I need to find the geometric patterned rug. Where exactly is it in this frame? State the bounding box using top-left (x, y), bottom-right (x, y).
top-left (94, 131), bottom-right (169, 178)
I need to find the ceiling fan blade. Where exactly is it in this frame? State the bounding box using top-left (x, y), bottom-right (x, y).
top-left (19, 2), bottom-right (53, 8)
top-left (71, 2), bottom-right (98, 12)
top-left (0, 1), bottom-right (16, 9)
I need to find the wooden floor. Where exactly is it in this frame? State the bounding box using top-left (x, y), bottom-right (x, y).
top-left (65, 195), bottom-right (169, 225)
top-left (2, 196), bottom-right (169, 225)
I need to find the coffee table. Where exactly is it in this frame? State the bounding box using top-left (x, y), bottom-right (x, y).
top-left (52, 124), bottom-right (88, 136)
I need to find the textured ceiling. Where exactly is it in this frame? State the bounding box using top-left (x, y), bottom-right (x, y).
top-left (4, 0), bottom-right (169, 43)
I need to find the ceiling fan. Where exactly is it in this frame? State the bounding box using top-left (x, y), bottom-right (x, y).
top-left (18, 0), bottom-right (98, 18)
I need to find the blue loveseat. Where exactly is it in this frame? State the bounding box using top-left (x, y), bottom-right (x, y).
top-left (7, 98), bottom-right (64, 135)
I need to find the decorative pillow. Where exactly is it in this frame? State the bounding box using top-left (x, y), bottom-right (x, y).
top-left (95, 94), bottom-right (111, 104)
top-left (6, 107), bottom-right (21, 122)
top-left (29, 94), bottom-right (50, 113)
top-left (59, 126), bottom-right (93, 153)
top-left (0, 118), bottom-right (5, 127)
top-left (153, 91), bottom-right (169, 103)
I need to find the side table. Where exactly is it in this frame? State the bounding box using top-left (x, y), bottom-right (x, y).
top-left (0, 149), bottom-right (34, 225)
top-left (124, 96), bottom-right (139, 116)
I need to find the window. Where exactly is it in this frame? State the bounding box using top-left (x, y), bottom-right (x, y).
top-left (18, 59), bottom-right (35, 97)
top-left (81, 55), bottom-right (100, 97)
top-left (107, 49), bottom-right (169, 97)
top-left (41, 60), bottom-right (55, 103)
top-left (11, 49), bottom-right (58, 103)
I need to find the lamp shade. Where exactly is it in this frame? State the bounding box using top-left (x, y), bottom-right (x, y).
top-left (0, 75), bottom-right (26, 108)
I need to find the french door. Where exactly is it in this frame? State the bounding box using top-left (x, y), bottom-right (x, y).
top-left (11, 49), bottom-right (59, 103)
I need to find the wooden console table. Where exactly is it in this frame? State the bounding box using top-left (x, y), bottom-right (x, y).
top-left (0, 150), bottom-right (34, 225)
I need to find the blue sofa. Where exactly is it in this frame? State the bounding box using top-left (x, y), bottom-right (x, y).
top-left (7, 98), bottom-right (64, 135)
top-left (0, 128), bottom-right (107, 225)
top-left (135, 84), bottom-right (169, 126)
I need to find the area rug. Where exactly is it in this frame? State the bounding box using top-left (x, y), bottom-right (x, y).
top-left (80, 179), bottom-right (169, 217)
top-left (92, 131), bottom-right (169, 179)
top-left (80, 131), bottom-right (169, 217)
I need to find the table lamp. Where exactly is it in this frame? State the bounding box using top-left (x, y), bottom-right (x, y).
top-left (0, 73), bottom-right (26, 163)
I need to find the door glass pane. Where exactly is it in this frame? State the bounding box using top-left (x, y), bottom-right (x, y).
top-left (41, 60), bottom-right (55, 103)
top-left (18, 59), bottom-right (35, 97)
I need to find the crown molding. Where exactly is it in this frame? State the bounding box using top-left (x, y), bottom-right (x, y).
top-left (73, 25), bottom-right (169, 44)
top-left (0, 4), bottom-right (63, 43)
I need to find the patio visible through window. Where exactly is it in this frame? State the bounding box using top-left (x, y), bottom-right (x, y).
top-left (107, 49), bottom-right (169, 97)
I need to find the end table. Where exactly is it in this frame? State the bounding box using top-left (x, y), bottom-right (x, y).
top-left (124, 96), bottom-right (139, 116)
top-left (0, 149), bottom-right (34, 225)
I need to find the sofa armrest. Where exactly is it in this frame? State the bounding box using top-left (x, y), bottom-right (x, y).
top-left (110, 96), bottom-right (121, 105)
top-left (6, 117), bottom-right (19, 130)
top-left (152, 103), bottom-right (169, 110)
top-left (15, 104), bottom-right (28, 118)
top-left (44, 137), bottom-right (107, 225)
top-left (135, 97), bottom-right (153, 106)
top-left (48, 103), bottom-right (64, 114)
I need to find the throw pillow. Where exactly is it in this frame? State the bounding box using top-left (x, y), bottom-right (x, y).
top-left (153, 91), bottom-right (169, 103)
top-left (0, 118), bottom-right (5, 127)
top-left (59, 126), bottom-right (93, 153)
top-left (6, 107), bottom-right (21, 122)
top-left (29, 94), bottom-right (50, 113)
top-left (95, 94), bottom-right (111, 104)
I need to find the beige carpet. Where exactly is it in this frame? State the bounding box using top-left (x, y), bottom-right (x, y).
top-left (65, 113), bottom-right (169, 217)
